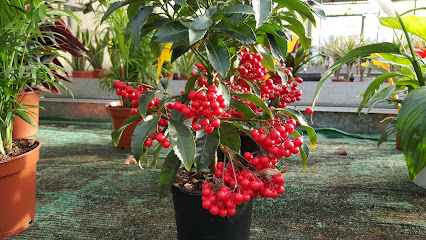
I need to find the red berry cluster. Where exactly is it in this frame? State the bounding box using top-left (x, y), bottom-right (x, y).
top-left (237, 48), bottom-right (267, 82)
top-left (166, 85), bottom-right (227, 133)
top-left (145, 132), bottom-right (170, 148)
top-left (113, 80), bottom-right (160, 112)
top-left (251, 119), bottom-right (304, 159)
top-left (202, 160), bottom-right (285, 217)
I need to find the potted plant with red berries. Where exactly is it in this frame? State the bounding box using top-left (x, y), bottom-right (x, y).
top-left (103, 0), bottom-right (322, 239)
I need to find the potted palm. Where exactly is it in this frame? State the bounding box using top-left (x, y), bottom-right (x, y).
top-left (0, 1), bottom-right (81, 238)
top-left (86, 28), bottom-right (108, 78)
top-left (313, 2), bottom-right (426, 188)
top-left (104, 0), bottom-right (321, 239)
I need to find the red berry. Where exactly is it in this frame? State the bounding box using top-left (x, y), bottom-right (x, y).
top-left (202, 200), bottom-right (212, 209)
top-left (129, 109), bottom-right (138, 115)
top-left (293, 137), bottom-right (303, 147)
top-left (211, 118), bottom-right (220, 128)
top-left (192, 122), bottom-right (201, 131)
top-left (233, 193), bottom-right (243, 202)
top-left (188, 91), bottom-right (197, 100)
top-left (305, 107), bottom-right (314, 115)
top-left (126, 86), bottom-right (134, 94)
top-left (195, 91), bottom-right (206, 100)
top-left (162, 140), bottom-right (171, 148)
top-left (115, 89), bottom-right (122, 95)
top-left (113, 80), bottom-right (121, 88)
top-left (209, 205), bottom-right (219, 215)
top-left (144, 139), bottom-right (153, 147)
top-left (244, 152), bottom-right (252, 160)
top-left (208, 85), bottom-right (218, 93)
top-left (156, 133), bottom-right (166, 143)
top-left (173, 102), bottom-right (183, 111)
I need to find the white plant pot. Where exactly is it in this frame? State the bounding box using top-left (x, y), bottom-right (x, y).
top-left (413, 167), bottom-right (426, 189)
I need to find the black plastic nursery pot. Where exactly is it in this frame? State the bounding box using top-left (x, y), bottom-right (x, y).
top-left (171, 185), bottom-right (253, 240)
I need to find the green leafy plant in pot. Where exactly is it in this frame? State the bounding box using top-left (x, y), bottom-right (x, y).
top-left (313, 2), bottom-right (426, 188)
top-left (0, 1), bottom-right (83, 238)
top-left (103, 0), bottom-right (322, 239)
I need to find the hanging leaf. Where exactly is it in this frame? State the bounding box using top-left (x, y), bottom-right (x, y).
top-left (214, 20), bottom-right (256, 45)
top-left (111, 114), bottom-right (142, 146)
top-left (189, 28), bottom-right (207, 45)
top-left (195, 128), bottom-right (219, 171)
top-left (185, 74), bottom-right (201, 92)
top-left (378, 119), bottom-right (397, 146)
top-left (396, 86), bottom-right (426, 180)
top-left (205, 38), bottom-right (230, 78)
top-left (130, 6), bottom-right (153, 48)
top-left (266, 33), bottom-right (287, 61)
top-left (168, 118), bottom-right (196, 170)
top-left (219, 122), bottom-right (241, 153)
top-left (252, 0), bottom-right (272, 28)
top-left (218, 81), bottom-right (231, 110)
top-left (131, 115), bottom-right (161, 161)
top-left (101, 0), bottom-right (137, 23)
top-left (366, 85), bottom-right (397, 113)
top-left (152, 142), bottom-right (163, 169)
top-left (273, 0), bottom-right (317, 27)
top-left (232, 92), bottom-right (273, 118)
top-left (171, 41), bottom-right (193, 62)
top-left (158, 151), bottom-right (181, 198)
top-left (380, 15), bottom-right (426, 42)
top-left (153, 21), bottom-right (189, 43)
top-left (230, 98), bottom-right (256, 119)
top-left (254, 44), bottom-right (275, 71)
top-left (277, 108), bottom-right (317, 148)
top-left (242, 79), bottom-right (261, 97)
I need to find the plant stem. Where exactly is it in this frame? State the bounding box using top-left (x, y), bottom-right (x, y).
top-left (397, 14), bottom-right (425, 86)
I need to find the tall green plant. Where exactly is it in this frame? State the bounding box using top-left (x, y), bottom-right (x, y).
top-left (313, 6), bottom-right (426, 181)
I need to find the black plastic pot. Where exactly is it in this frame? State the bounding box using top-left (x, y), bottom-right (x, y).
top-left (171, 185), bottom-right (253, 240)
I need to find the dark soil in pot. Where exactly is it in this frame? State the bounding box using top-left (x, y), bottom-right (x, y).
top-left (0, 139), bottom-right (39, 162)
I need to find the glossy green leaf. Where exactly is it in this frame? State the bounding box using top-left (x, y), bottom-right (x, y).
top-left (252, 0), bottom-right (272, 28)
top-left (219, 122), bottom-right (241, 153)
top-left (158, 95), bottom-right (178, 110)
top-left (218, 81), bottom-right (231, 110)
top-left (101, 0), bottom-right (137, 23)
top-left (158, 151), bottom-right (181, 198)
top-left (195, 128), bottom-right (219, 171)
top-left (14, 109), bottom-right (35, 127)
top-left (254, 44), bottom-right (275, 71)
top-left (171, 41), bottom-right (192, 62)
top-left (192, 15), bottom-right (213, 30)
top-left (189, 28), bottom-right (207, 45)
top-left (232, 92), bottom-right (273, 118)
top-left (396, 86), bottom-right (426, 180)
top-left (380, 16), bottom-right (426, 42)
top-left (222, 4), bottom-right (255, 15)
top-left (313, 43), bottom-right (401, 107)
top-left (292, 129), bottom-right (309, 171)
top-left (242, 79), bottom-right (261, 97)
top-left (174, 0), bottom-right (186, 6)
top-left (378, 119), bottom-right (397, 146)
top-left (152, 142), bottom-right (163, 169)
top-left (130, 6), bottom-right (153, 48)
top-left (185, 75), bottom-right (201, 92)
top-left (372, 53), bottom-right (412, 66)
top-left (214, 20), bottom-right (256, 45)
top-left (131, 115), bottom-right (161, 161)
top-left (230, 98), bottom-right (256, 119)
top-left (358, 73), bottom-right (403, 113)
top-left (111, 114), bottom-right (142, 146)
top-left (153, 21), bottom-right (188, 43)
top-left (168, 118), bottom-right (196, 171)
top-left (273, 0), bottom-right (316, 27)
top-left (138, 91), bottom-right (156, 117)
top-left (266, 33), bottom-right (287, 61)
top-left (205, 38), bottom-right (230, 78)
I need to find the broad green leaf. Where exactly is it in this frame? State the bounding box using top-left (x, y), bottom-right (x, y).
top-left (138, 91), bottom-right (156, 117)
top-left (254, 44), bottom-right (275, 71)
top-left (130, 6), bottom-right (153, 48)
top-left (111, 114), bottom-right (142, 146)
top-left (242, 79), bottom-right (261, 97)
top-left (358, 73), bottom-right (403, 113)
top-left (142, 146), bottom-right (149, 166)
top-left (222, 5), bottom-right (255, 15)
top-left (152, 142), bottom-right (163, 169)
top-left (174, 0), bottom-right (186, 6)
top-left (189, 28), bottom-right (207, 45)
top-left (366, 85), bottom-right (397, 113)
top-left (252, 0), bottom-right (272, 28)
top-left (292, 130), bottom-right (309, 171)
top-left (171, 41), bottom-right (192, 62)
top-left (214, 20), bottom-right (256, 45)
top-left (380, 15), bottom-right (426, 42)
top-left (232, 92), bottom-right (273, 118)
top-left (192, 15), bottom-right (213, 30)
top-left (153, 21), bottom-right (188, 43)
top-left (15, 109), bottom-right (35, 126)
top-left (369, 53), bottom-right (412, 66)
top-left (150, 41), bottom-right (164, 58)
top-left (101, 0), bottom-right (137, 23)
top-left (131, 115), bottom-right (161, 161)
top-left (313, 43), bottom-right (401, 107)
top-left (276, 108), bottom-right (317, 148)
top-left (394, 79), bottom-right (420, 88)
top-left (276, 15), bottom-right (311, 50)
top-left (230, 98), bottom-right (256, 119)
top-left (396, 86), bottom-right (426, 180)
top-left (205, 38), bottom-right (230, 78)
top-left (195, 128), bottom-right (219, 171)
top-left (185, 75), bottom-right (201, 92)
top-left (168, 118), bottom-right (196, 171)
top-left (273, 0), bottom-right (317, 27)
top-left (378, 119), bottom-right (397, 146)
top-left (219, 122), bottom-right (241, 153)
top-left (158, 151), bottom-right (181, 198)
top-left (266, 33), bottom-right (287, 61)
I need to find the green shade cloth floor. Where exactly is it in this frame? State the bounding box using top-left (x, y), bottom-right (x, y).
top-left (10, 119), bottom-right (426, 239)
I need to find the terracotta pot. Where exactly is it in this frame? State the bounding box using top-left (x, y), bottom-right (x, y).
top-left (92, 69), bottom-right (107, 78)
top-left (12, 91), bottom-right (39, 139)
top-left (331, 78), bottom-right (348, 82)
top-left (0, 140), bottom-right (41, 239)
top-left (106, 102), bottom-right (138, 150)
top-left (178, 77), bottom-right (189, 80)
top-left (72, 71), bottom-right (93, 78)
